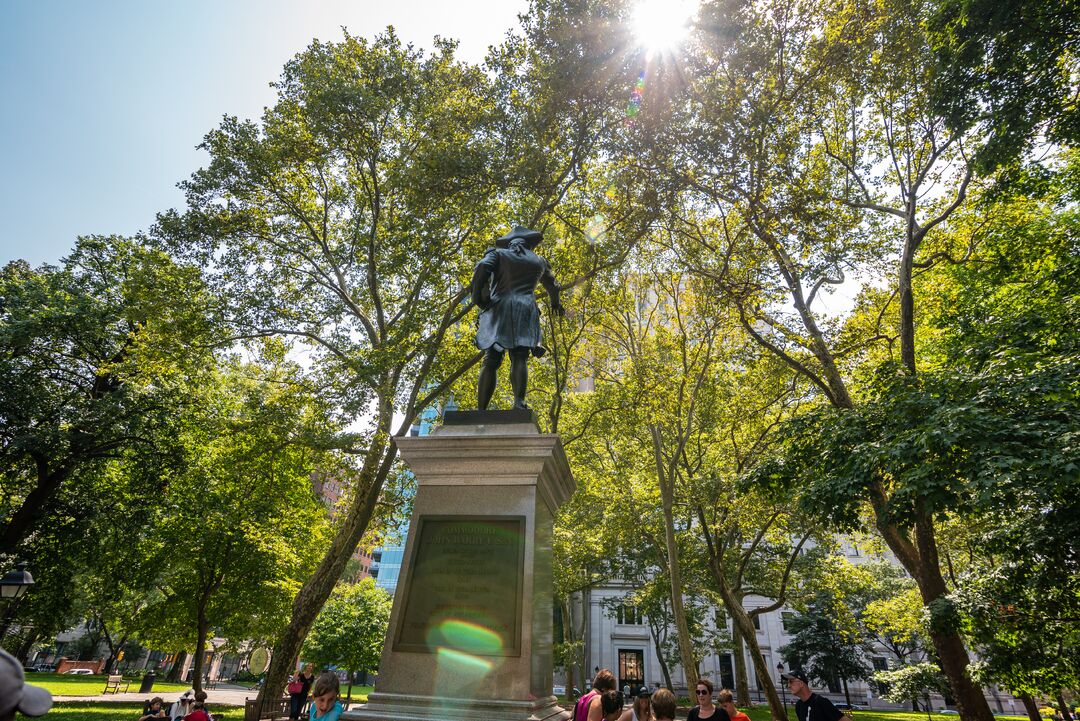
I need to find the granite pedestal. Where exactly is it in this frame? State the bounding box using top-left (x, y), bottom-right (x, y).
top-left (344, 410), bottom-right (574, 721)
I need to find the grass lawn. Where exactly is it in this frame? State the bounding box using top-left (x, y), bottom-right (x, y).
top-left (342, 685), bottom-right (373, 703)
top-left (26, 672), bottom-right (193, 696)
top-left (50, 703), bottom-right (244, 720)
top-left (734, 707), bottom-right (1026, 721)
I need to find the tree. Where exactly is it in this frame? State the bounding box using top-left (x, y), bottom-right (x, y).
top-left (859, 573), bottom-right (927, 668)
top-left (873, 662), bottom-right (951, 717)
top-left (301, 578), bottom-right (392, 703)
top-left (929, 0), bottom-right (1080, 174)
top-left (781, 590), bottom-right (873, 706)
top-left (156, 31), bottom-right (504, 701)
top-left (0, 236), bottom-right (211, 555)
top-left (657, 0), bottom-right (998, 716)
top-left (921, 157), bottom-right (1080, 712)
top-left (137, 353), bottom-right (337, 693)
top-left (158, 21), bottom-right (645, 702)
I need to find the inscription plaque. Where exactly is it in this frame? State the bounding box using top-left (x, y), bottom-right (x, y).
top-left (393, 516), bottom-right (525, 657)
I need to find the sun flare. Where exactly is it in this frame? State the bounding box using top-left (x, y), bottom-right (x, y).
top-left (631, 0), bottom-right (697, 52)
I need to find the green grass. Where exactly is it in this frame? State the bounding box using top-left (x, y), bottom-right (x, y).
top-left (686, 706), bottom-right (1027, 721)
top-left (50, 703), bottom-right (244, 720)
top-left (25, 672), bottom-right (193, 696)
top-left (343, 685), bottom-right (373, 703)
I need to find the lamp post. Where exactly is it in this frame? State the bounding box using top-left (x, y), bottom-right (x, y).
top-left (0, 561), bottom-right (35, 637)
top-left (777, 662), bottom-right (789, 718)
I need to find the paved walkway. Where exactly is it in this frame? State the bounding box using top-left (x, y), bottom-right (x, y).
top-left (53, 683), bottom-right (256, 707)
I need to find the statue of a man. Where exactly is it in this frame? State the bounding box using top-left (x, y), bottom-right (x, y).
top-left (471, 226), bottom-right (563, 410)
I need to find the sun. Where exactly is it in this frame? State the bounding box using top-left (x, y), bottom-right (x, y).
top-left (631, 0), bottom-right (697, 52)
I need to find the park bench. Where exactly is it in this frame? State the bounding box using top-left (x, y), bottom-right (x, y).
top-left (244, 697), bottom-right (305, 721)
top-left (103, 674), bottom-right (130, 694)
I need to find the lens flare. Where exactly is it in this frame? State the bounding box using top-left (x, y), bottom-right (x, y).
top-left (432, 619), bottom-right (504, 656)
top-left (632, 0), bottom-right (697, 52)
top-left (435, 647), bottom-right (495, 674)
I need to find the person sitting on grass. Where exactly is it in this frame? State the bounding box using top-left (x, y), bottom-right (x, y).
top-left (182, 701), bottom-right (211, 721)
top-left (650, 688), bottom-right (677, 721)
top-left (193, 690), bottom-right (213, 721)
top-left (310, 672), bottom-right (344, 721)
top-left (169, 690), bottom-right (194, 720)
top-left (140, 697), bottom-right (167, 720)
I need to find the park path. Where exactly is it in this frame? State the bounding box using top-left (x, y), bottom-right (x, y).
top-left (52, 683), bottom-right (255, 707)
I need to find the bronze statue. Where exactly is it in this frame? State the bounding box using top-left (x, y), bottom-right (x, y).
top-left (471, 226), bottom-right (563, 410)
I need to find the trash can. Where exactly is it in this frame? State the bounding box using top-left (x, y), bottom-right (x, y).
top-left (139, 671), bottom-right (155, 693)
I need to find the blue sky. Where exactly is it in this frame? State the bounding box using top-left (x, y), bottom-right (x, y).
top-left (0, 0), bottom-right (528, 266)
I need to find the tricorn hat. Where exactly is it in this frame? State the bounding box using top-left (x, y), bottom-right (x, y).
top-left (496, 225), bottom-right (543, 248)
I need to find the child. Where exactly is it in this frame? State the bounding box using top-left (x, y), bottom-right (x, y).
top-left (651, 688), bottom-right (677, 721)
top-left (600, 690), bottom-right (625, 721)
top-left (139, 697), bottom-right (167, 721)
top-left (182, 702), bottom-right (211, 721)
top-left (310, 672), bottom-right (344, 721)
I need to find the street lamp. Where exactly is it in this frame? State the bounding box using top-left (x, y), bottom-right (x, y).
top-left (0, 561), bottom-right (34, 638)
top-left (1, 562), bottom-right (35, 599)
top-left (777, 662), bottom-right (789, 718)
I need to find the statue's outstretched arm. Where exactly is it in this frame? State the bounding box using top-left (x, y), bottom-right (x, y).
top-left (540, 261), bottom-right (564, 315)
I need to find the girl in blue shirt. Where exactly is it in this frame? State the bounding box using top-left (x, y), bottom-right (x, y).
top-left (309, 672), bottom-right (344, 721)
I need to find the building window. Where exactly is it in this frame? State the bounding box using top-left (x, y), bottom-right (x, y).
top-left (617, 604), bottom-right (643, 625)
top-left (872, 657), bottom-right (889, 672)
top-left (781, 611), bottom-right (796, 633)
top-left (751, 613), bottom-right (761, 631)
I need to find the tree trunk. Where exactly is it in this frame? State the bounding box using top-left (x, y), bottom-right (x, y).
top-left (1020, 694), bottom-right (1041, 721)
top-left (731, 608), bottom-right (782, 717)
top-left (1056, 693), bottom-right (1073, 721)
top-left (257, 426), bottom-right (394, 707)
top-left (843, 678), bottom-right (851, 707)
top-left (652, 425), bottom-right (699, 687)
top-left (733, 628), bottom-right (751, 706)
top-left (167, 651), bottom-right (189, 682)
top-left (192, 605), bottom-right (209, 695)
top-left (873, 509), bottom-right (995, 721)
top-left (722, 592), bottom-right (784, 720)
top-left (744, 619), bottom-right (785, 720)
top-left (15, 630), bottom-right (39, 664)
top-left (560, 597), bottom-right (578, 700)
top-left (104, 634), bottom-right (129, 674)
top-left (899, 217), bottom-right (918, 376)
top-left (0, 463), bottom-right (75, 554)
top-left (648, 618), bottom-right (674, 690)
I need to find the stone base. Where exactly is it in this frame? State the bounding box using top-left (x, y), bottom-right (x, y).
top-left (346, 418), bottom-right (574, 721)
top-left (344, 691), bottom-right (570, 721)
